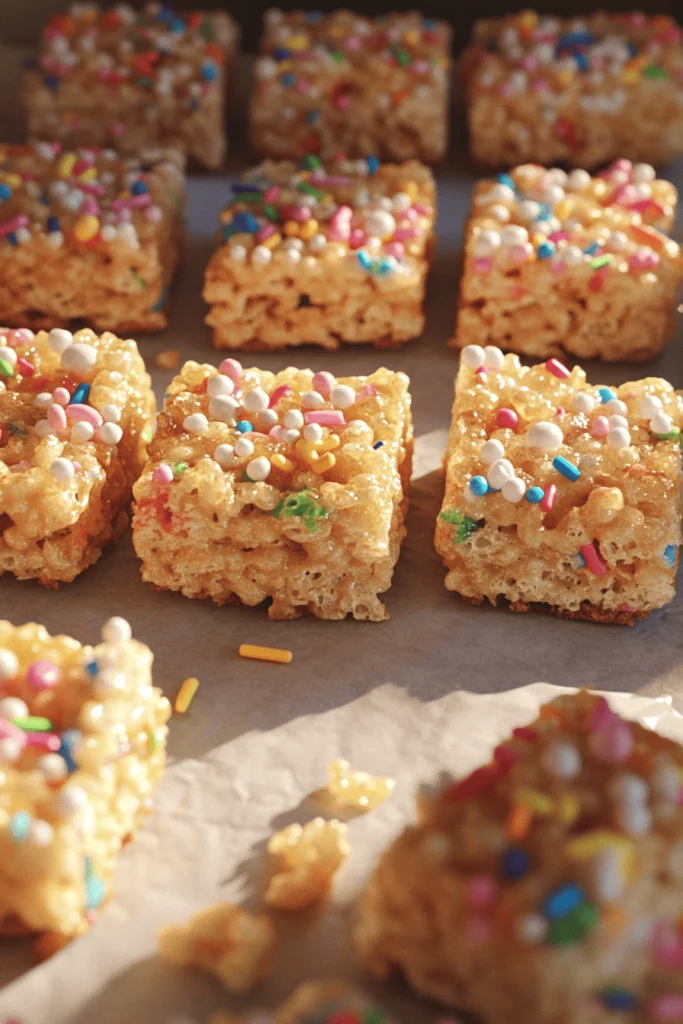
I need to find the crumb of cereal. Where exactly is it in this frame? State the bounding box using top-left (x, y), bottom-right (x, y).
top-left (264, 818), bottom-right (349, 911)
top-left (327, 758), bottom-right (395, 812)
top-left (158, 901), bottom-right (276, 994)
top-left (155, 349), bottom-right (181, 370)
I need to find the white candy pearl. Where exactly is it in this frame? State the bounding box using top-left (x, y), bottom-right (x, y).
top-left (501, 224), bottom-right (529, 246)
top-left (651, 412), bottom-right (673, 435)
top-left (481, 439), bottom-right (505, 463)
top-left (567, 168), bottom-right (591, 191)
top-left (608, 427), bottom-right (631, 450)
top-left (571, 392), bottom-right (595, 414)
top-left (543, 740), bottom-right (582, 779)
top-left (234, 437), bottom-right (254, 458)
top-left (488, 204), bottom-right (510, 223)
top-left (472, 229), bottom-right (501, 257)
top-left (29, 819), bottom-right (55, 846)
top-left (302, 390), bottom-right (325, 409)
top-left (303, 423), bottom-right (323, 443)
top-left (50, 457), bottom-right (75, 482)
top-left (460, 345), bottom-right (485, 370)
top-left (640, 394), bottom-right (663, 418)
top-left (518, 913), bottom-right (548, 943)
top-left (99, 423), bottom-right (123, 445)
top-left (183, 413), bottom-right (208, 435)
top-left (243, 387), bottom-right (269, 413)
top-left (207, 374), bottom-right (234, 399)
top-left (605, 399), bottom-right (627, 416)
top-left (0, 650), bottom-right (19, 682)
top-left (526, 421), bottom-right (564, 451)
top-left (101, 404), bottom-right (121, 423)
top-left (209, 395), bottom-right (239, 423)
top-left (487, 458), bottom-right (515, 489)
top-left (246, 456), bottom-right (271, 482)
top-left (39, 753), bottom-right (68, 782)
top-left (0, 738), bottom-right (21, 763)
top-left (61, 343), bottom-right (97, 373)
top-left (519, 199), bottom-right (541, 222)
top-left (71, 421), bottom-right (95, 444)
top-left (213, 444), bottom-right (237, 468)
top-left (0, 346), bottom-right (17, 366)
top-left (331, 385), bottom-right (356, 409)
top-left (283, 409), bottom-right (304, 429)
top-left (488, 183), bottom-right (515, 201)
top-left (56, 784), bottom-right (89, 817)
top-left (501, 477), bottom-right (526, 503)
top-left (252, 245), bottom-right (272, 267)
top-left (483, 346), bottom-right (505, 371)
top-left (48, 327), bottom-right (73, 353)
top-left (365, 209), bottom-right (396, 238)
top-left (632, 162), bottom-right (655, 183)
top-left (607, 231), bottom-right (629, 253)
top-left (0, 696), bottom-right (28, 719)
top-left (609, 415), bottom-right (629, 430)
top-left (562, 245), bottom-right (584, 266)
top-left (101, 616), bottom-right (131, 644)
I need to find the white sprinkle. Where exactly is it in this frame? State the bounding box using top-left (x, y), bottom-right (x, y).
top-left (543, 740), bottom-right (582, 779)
top-left (233, 437), bottom-right (254, 458)
top-left (252, 245), bottom-right (272, 267)
top-left (209, 395), bottom-right (239, 423)
top-left (230, 244), bottom-right (247, 262)
top-left (483, 346), bottom-right (505, 371)
top-left (487, 458), bottom-right (515, 490)
top-left (605, 399), bottom-right (627, 416)
top-left (650, 412), bottom-right (673, 435)
top-left (55, 784), bottom-right (89, 817)
top-left (488, 204), bottom-right (511, 223)
top-left (501, 476), bottom-right (526, 503)
top-left (302, 390), bottom-right (325, 410)
top-left (246, 456), bottom-right (271, 482)
top-left (518, 913), bottom-right (548, 943)
top-left (183, 413), bottom-right (209, 435)
top-left (640, 394), bottom-right (663, 418)
top-left (460, 345), bottom-right (485, 370)
top-left (330, 384), bottom-right (356, 409)
top-left (71, 421), bottom-right (95, 443)
top-left (39, 753), bottom-right (68, 783)
top-left (571, 392), bottom-right (595, 414)
top-left (283, 428), bottom-right (300, 443)
top-left (303, 423), bottom-right (323, 443)
top-left (50, 457), bottom-right (75, 482)
top-left (632, 162), bottom-right (656, 183)
top-left (99, 422), bottom-right (123, 445)
top-left (285, 248), bottom-right (301, 265)
top-left (101, 616), bottom-right (131, 644)
top-left (472, 229), bottom-right (501, 257)
top-left (0, 346), bottom-right (17, 366)
top-left (101, 403), bottom-right (122, 423)
top-left (260, 409), bottom-right (279, 428)
top-left (0, 738), bottom-right (21, 763)
top-left (0, 695), bottom-right (27, 717)
top-left (243, 387), bottom-right (269, 414)
top-left (29, 819), bottom-right (54, 846)
top-left (34, 420), bottom-right (56, 439)
top-left (567, 168), bottom-right (591, 191)
top-left (61, 343), bottom-right (97, 373)
top-left (214, 444), bottom-right (237, 468)
top-left (480, 439), bottom-right (505, 463)
top-left (34, 392), bottom-right (53, 410)
top-left (501, 224), bottom-right (529, 246)
top-left (562, 245), bottom-right (585, 267)
top-left (284, 409), bottom-right (304, 430)
top-left (0, 651), bottom-right (20, 682)
top-left (608, 427), bottom-right (631, 450)
top-left (607, 231), bottom-right (629, 253)
top-left (526, 421), bottom-right (564, 452)
top-left (207, 374), bottom-right (235, 399)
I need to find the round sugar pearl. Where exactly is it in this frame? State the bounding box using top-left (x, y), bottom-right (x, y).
top-left (609, 415), bottom-right (629, 430)
top-left (0, 695), bottom-right (28, 719)
top-left (56, 784), bottom-right (89, 817)
top-left (460, 345), bottom-right (485, 370)
top-left (50, 458), bottom-right (75, 482)
top-left (252, 245), bottom-right (272, 267)
top-left (543, 740), bottom-right (582, 779)
top-left (365, 209), bottom-right (396, 239)
top-left (0, 738), bottom-right (21, 763)
top-left (567, 169), bottom-right (591, 191)
top-left (246, 456), bottom-right (271, 482)
top-left (61, 343), bottom-right (97, 373)
top-left (480, 439), bottom-right (505, 464)
top-left (102, 404), bottom-right (122, 423)
top-left (312, 371), bottom-right (335, 396)
top-left (303, 423), bottom-right (323, 443)
top-left (302, 390), bottom-right (325, 409)
top-left (207, 375), bottom-right (235, 399)
top-left (243, 387), bottom-right (269, 413)
top-left (632, 162), bottom-right (655, 183)
top-left (213, 444), bottom-right (237, 469)
top-left (101, 616), bottom-right (131, 644)
top-left (501, 224), bottom-right (529, 246)
top-left (607, 231), bottom-right (629, 253)
top-left (0, 346), bottom-right (17, 366)
top-left (72, 422), bottom-right (95, 444)
top-left (283, 409), bottom-right (304, 430)
top-left (487, 458), bottom-right (515, 489)
top-left (29, 819), bottom-right (54, 846)
top-left (48, 328), bottom-right (73, 353)
top-left (571, 392), bottom-right (595, 414)
top-left (548, 168), bottom-right (568, 186)
top-left (518, 913), bottom-right (548, 943)
top-left (391, 192), bottom-right (412, 212)
top-left (640, 394), bottom-right (663, 418)
top-left (526, 421), bottom-right (564, 451)
top-left (501, 477), bottom-right (526, 503)
top-left (99, 423), bottom-right (123, 445)
top-left (562, 245), bottom-right (584, 267)
top-left (0, 650), bottom-right (19, 682)
top-left (651, 412), bottom-right (673, 435)
top-left (234, 437), bottom-right (254, 458)
top-left (27, 660), bottom-right (60, 692)
top-left (519, 199), bottom-right (541, 222)
top-left (210, 395), bottom-right (239, 422)
top-left (605, 399), bottom-right (627, 416)
top-left (183, 413), bottom-right (208, 435)
top-left (260, 409), bottom-right (278, 429)
top-left (472, 229), bottom-right (501, 257)
top-left (331, 385), bottom-right (356, 408)
top-left (608, 427), bottom-right (631, 450)
top-left (219, 358), bottom-right (243, 382)
top-left (488, 204), bottom-right (510, 223)
top-left (39, 753), bottom-right (68, 783)
top-left (488, 183), bottom-right (515, 201)
top-left (483, 346), bottom-right (505, 371)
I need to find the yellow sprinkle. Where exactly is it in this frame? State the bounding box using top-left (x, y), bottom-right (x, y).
top-left (311, 452), bottom-right (336, 474)
top-left (299, 219), bottom-right (319, 240)
top-left (518, 789), bottom-right (554, 814)
top-left (559, 792), bottom-right (581, 825)
top-left (403, 29), bottom-right (420, 45)
top-left (283, 220), bottom-right (300, 237)
top-left (239, 644), bottom-right (293, 664)
top-left (73, 214), bottom-right (100, 242)
top-left (554, 198), bottom-right (572, 221)
top-left (603, 906), bottom-right (628, 937)
top-left (271, 453), bottom-right (294, 472)
top-left (405, 181), bottom-right (418, 201)
top-left (2, 172), bottom-right (22, 188)
top-left (567, 830), bottom-right (633, 859)
top-left (57, 153), bottom-right (77, 178)
top-left (262, 231), bottom-right (282, 250)
top-left (287, 33), bottom-right (310, 51)
top-left (175, 676), bottom-right (199, 713)
top-left (555, 70), bottom-right (575, 87)
top-left (78, 167), bottom-right (98, 183)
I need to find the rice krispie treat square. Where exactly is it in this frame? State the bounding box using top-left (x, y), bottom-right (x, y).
top-left (0, 615), bottom-right (170, 946)
top-left (23, 3), bottom-right (238, 170)
top-left (0, 143), bottom-right (185, 334)
top-left (435, 346), bottom-right (683, 625)
top-left (462, 11), bottom-right (683, 169)
top-left (132, 358), bottom-right (412, 620)
top-left (212, 981), bottom-right (397, 1024)
top-left (452, 162), bottom-right (682, 362)
top-left (0, 326), bottom-right (154, 586)
top-left (204, 156), bottom-right (436, 351)
top-left (250, 9), bottom-right (451, 164)
top-left (357, 690), bottom-right (683, 1024)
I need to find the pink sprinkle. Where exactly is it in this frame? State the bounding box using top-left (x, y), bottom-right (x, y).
top-left (0, 214), bottom-right (29, 238)
top-left (304, 410), bottom-right (345, 427)
top-left (256, 223), bottom-right (276, 243)
top-left (344, 34), bottom-right (363, 53)
top-left (653, 921), bottom-right (683, 969)
top-left (591, 416), bottom-right (610, 438)
top-left (555, 407), bottom-right (565, 417)
top-left (110, 121), bottom-right (127, 138)
top-left (0, 718), bottom-right (25, 745)
top-left (392, 227), bottom-right (419, 242)
top-left (269, 425), bottom-right (286, 440)
top-left (47, 404), bottom-right (68, 431)
top-left (72, 461), bottom-right (82, 474)
top-left (540, 484), bottom-right (556, 513)
top-left (610, 183), bottom-right (635, 205)
top-left (589, 267), bottom-right (609, 292)
top-left (333, 94), bottom-right (351, 111)
top-left (618, 603), bottom-right (637, 612)
top-left (384, 241), bottom-right (405, 260)
top-left (412, 58), bottom-right (429, 74)
top-left (414, 203), bottom-right (432, 216)
top-left (349, 228), bottom-right (366, 250)
top-left (531, 78), bottom-right (548, 92)
top-left (80, 198), bottom-right (100, 217)
top-left (52, 387), bottom-right (70, 407)
top-left (548, 231), bottom-right (570, 244)
top-left (473, 257), bottom-right (493, 274)
top-left (111, 193), bottom-right (151, 210)
top-left (26, 731), bottom-right (61, 752)
top-left (66, 404), bottom-right (104, 428)
top-left (630, 251), bottom-right (660, 271)
top-left (11, 328), bottom-right (35, 345)
top-left (16, 357), bottom-right (35, 377)
top-left (26, 659), bottom-right (60, 692)
top-left (581, 542), bottom-right (608, 577)
top-left (649, 995), bottom-right (683, 1020)
top-left (545, 358), bottom-right (570, 379)
top-left (312, 372), bottom-right (335, 397)
top-left (466, 875), bottom-right (498, 908)
top-left (153, 464), bottom-right (174, 485)
top-left (145, 205), bottom-right (163, 223)
top-left (219, 358), bottom-right (242, 382)
top-left (264, 185), bottom-right (280, 203)
top-left (285, 204), bottom-right (311, 224)
top-left (295, 78), bottom-right (311, 93)
top-left (520, 54), bottom-right (538, 71)
top-left (508, 243), bottom-right (531, 265)
top-left (329, 224), bottom-right (352, 242)
top-left (402, 208), bottom-right (419, 224)
top-left (268, 384), bottom-right (291, 407)
top-left (356, 383), bottom-right (378, 400)
top-left (591, 717), bottom-right (634, 764)
top-left (499, 82), bottom-right (515, 98)
top-left (600, 158), bottom-right (631, 179)
top-left (496, 408), bottom-right (519, 431)
top-left (329, 204), bottom-right (352, 227)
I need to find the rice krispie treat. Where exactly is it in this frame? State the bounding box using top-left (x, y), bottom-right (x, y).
top-left (212, 981), bottom-right (397, 1024)
top-left (452, 162), bottom-right (682, 363)
top-left (357, 691), bottom-right (683, 1024)
top-left (265, 818), bottom-right (349, 910)
top-left (0, 326), bottom-right (154, 586)
top-left (0, 616), bottom-right (170, 945)
top-left (462, 11), bottom-right (683, 169)
top-left (204, 156), bottom-right (435, 351)
top-left (158, 901), bottom-right (277, 994)
top-left (132, 359), bottom-right (412, 620)
top-left (23, 3), bottom-right (238, 170)
top-left (435, 346), bottom-right (683, 625)
top-left (250, 9), bottom-right (451, 164)
top-left (0, 143), bottom-right (185, 334)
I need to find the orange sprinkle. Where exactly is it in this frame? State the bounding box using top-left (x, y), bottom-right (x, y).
top-left (602, 906), bottom-right (628, 937)
top-left (506, 803), bottom-right (534, 842)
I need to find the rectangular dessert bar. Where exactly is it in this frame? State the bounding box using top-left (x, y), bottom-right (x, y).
top-left (204, 156), bottom-right (436, 351)
top-left (453, 162), bottom-right (682, 362)
top-left (0, 615), bottom-right (170, 947)
top-left (0, 143), bottom-right (185, 334)
top-left (0, 326), bottom-right (154, 586)
top-left (435, 346), bottom-right (682, 625)
top-left (250, 9), bottom-right (451, 164)
top-left (357, 690), bottom-right (683, 1024)
top-left (133, 359), bottom-right (412, 620)
top-left (462, 11), bottom-right (683, 169)
top-left (23, 3), bottom-right (238, 170)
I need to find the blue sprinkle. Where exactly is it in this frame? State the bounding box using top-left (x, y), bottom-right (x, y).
top-left (280, 72), bottom-right (296, 88)
top-left (496, 173), bottom-right (515, 191)
top-left (7, 232), bottom-right (18, 247)
top-left (86, 660), bottom-right (99, 678)
top-left (627, 42), bottom-right (638, 58)
top-left (366, 156), bottom-right (380, 176)
top-left (70, 383), bottom-right (91, 405)
top-left (9, 811), bottom-right (32, 842)
top-left (151, 286), bottom-right (169, 312)
top-left (84, 856), bottom-right (106, 911)
top-left (274, 47), bottom-right (292, 61)
top-left (372, 441), bottom-right (384, 450)
top-left (423, 18), bottom-right (437, 29)
top-left (537, 242), bottom-right (555, 260)
top-left (557, 32), bottom-right (596, 49)
top-left (535, 202), bottom-right (551, 221)
top-left (469, 475), bottom-right (488, 496)
top-left (131, 181), bottom-right (148, 196)
top-left (376, 257), bottom-right (396, 276)
top-left (306, 10), bottom-right (324, 21)
top-left (232, 212), bottom-right (260, 234)
top-left (47, 215), bottom-right (60, 233)
top-left (236, 421), bottom-right (253, 434)
top-left (525, 486), bottom-right (544, 504)
top-left (0, 184), bottom-right (11, 201)
top-left (583, 241), bottom-right (600, 256)
top-left (202, 62), bottom-right (218, 82)
top-left (598, 387), bottom-right (616, 404)
top-left (306, 110), bottom-right (321, 124)
top-left (600, 988), bottom-right (639, 1012)
top-left (356, 250), bottom-right (373, 271)
top-left (43, 74), bottom-right (60, 90)
top-left (543, 883), bottom-right (584, 920)
top-left (573, 52), bottom-right (589, 72)
top-left (170, 17), bottom-right (185, 32)
top-left (502, 847), bottom-right (531, 879)
top-left (570, 552), bottom-right (587, 570)
top-left (664, 544), bottom-right (677, 568)
top-left (553, 456), bottom-right (581, 482)
top-left (59, 728), bottom-right (82, 774)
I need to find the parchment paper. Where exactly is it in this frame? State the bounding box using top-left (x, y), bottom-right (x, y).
top-left (0, 118), bottom-right (683, 1022)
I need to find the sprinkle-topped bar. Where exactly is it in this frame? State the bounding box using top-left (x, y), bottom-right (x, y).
top-left (453, 162), bottom-right (682, 362)
top-left (204, 156), bottom-right (436, 351)
top-left (0, 143), bottom-right (185, 334)
top-left (436, 347), bottom-right (682, 625)
top-left (357, 690), bottom-right (683, 1024)
top-left (0, 327), bottom-right (154, 586)
top-left (132, 359), bottom-right (412, 621)
top-left (0, 616), bottom-right (170, 945)
top-left (23, 3), bottom-right (238, 170)
top-left (462, 11), bottom-right (683, 169)
top-left (250, 8), bottom-right (452, 163)
top-left (211, 981), bottom-right (397, 1024)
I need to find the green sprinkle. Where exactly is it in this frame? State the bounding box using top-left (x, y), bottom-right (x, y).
top-left (142, 426), bottom-right (154, 443)
top-left (9, 811), bottom-right (31, 842)
top-left (173, 461), bottom-right (188, 477)
top-left (0, 358), bottom-right (14, 376)
top-left (13, 715), bottom-right (53, 732)
top-left (137, 76), bottom-right (153, 88)
top-left (654, 426), bottom-right (682, 443)
top-left (590, 254), bottom-right (613, 270)
top-left (200, 19), bottom-right (214, 41)
top-left (393, 45), bottom-right (411, 66)
top-left (130, 268), bottom-right (147, 290)
top-left (84, 855), bottom-right (106, 911)
top-left (548, 901), bottom-right (598, 946)
top-left (364, 1010), bottom-right (386, 1024)
top-left (329, 48), bottom-right (344, 63)
top-left (439, 508), bottom-right (480, 544)
top-left (271, 489), bottom-right (327, 533)
top-left (300, 154), bottom-right (322, 170)
top-left (236, 192), bottom-right (263, 204)
top-left (643, 64), bottom-right (667, 79)
top-left (297, 181), bottom-right (325, 200)
top-left (262, 203), bottom-right (279, 221)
